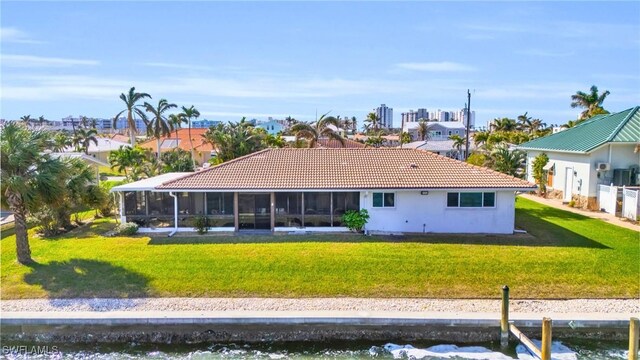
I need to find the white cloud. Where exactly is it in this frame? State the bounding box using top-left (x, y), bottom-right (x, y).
top-left (395, 62), bottom-right (476, 72)
top-left (0, 27), bottom-right (43, 44)
top-left (139, 62), bottom-right (214, 71)
top-left (1, 54), bottom-right (99, 67)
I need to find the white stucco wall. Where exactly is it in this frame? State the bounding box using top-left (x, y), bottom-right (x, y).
top-left (360, 190), bottom-right (516, 234)
top-left (526, 144), bottom-right (639, 198)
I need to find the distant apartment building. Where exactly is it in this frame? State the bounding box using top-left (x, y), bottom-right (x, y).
top-left (375, 104), bottom-right (393, 128)
top-left (191, 119), bottom-right (222, 129)
top-left (400, 108), bottom-right (476, 128)
top-left (256, 118), bottom-right (287, 135)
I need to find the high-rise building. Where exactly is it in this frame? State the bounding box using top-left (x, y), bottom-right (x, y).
top-left (375, 104), bottom-right (393, 128)
top-left (461, 108), bottom-right (476, 128)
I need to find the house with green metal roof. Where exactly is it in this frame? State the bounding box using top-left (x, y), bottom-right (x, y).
top-left (518, 106), bottom-right (640, 210)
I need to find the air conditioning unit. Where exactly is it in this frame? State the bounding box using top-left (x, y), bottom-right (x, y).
top-left (596, 162), bottom-right (610, 171)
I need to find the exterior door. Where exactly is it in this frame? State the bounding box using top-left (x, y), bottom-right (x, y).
top-left (238, 193), bottom-right (271, 230)
top-left (563, 168), bottom-right (573, 202)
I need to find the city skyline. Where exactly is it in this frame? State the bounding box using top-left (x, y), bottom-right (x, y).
top-left (1, 2), bottom-right (639, 129)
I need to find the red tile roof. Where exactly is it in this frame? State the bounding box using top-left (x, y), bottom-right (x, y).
top-left (315, 138), bottom-right (366, 148)
top-left (157, 148), bottom-right (535, 190)
top-left (138, 128), bottom-right (214, 152)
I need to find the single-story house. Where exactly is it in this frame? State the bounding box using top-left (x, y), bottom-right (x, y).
top-left (64, 137), bottom-right (130, 163)
top-left (111, 148), bottom-right (535, 235)
top-left (138, 128), bottom-right (216, 166)
top-left (518, 106), bottom-right (640, 209)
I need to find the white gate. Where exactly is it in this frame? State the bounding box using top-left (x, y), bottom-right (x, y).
top-left (622, 188), bottom-right (639, 221)
top-left (597, 185), bottom-right (618, 215)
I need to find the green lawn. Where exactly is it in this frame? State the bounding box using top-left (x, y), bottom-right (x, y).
top-left (1, 197), bottom-right (638, 299)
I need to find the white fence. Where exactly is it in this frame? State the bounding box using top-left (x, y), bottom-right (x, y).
top-left (597, 185), bottom-right (618, 215)
top-left (622, 188), bottom-right (639, 221)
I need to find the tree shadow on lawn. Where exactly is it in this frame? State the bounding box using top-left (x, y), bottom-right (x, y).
top-left (23, 259), bottom-right (151, 308)
top-left (147, 220), bottom-right (610, 249)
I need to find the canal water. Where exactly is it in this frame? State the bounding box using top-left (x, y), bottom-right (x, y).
top-left (0, 339), bottom-right (628, 359)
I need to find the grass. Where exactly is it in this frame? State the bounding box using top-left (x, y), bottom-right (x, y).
top-left (1, 197), bottom-right (638, 299)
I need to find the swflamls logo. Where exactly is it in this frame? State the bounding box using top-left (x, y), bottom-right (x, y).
top-left (2, 345), bottom-right (60, 355)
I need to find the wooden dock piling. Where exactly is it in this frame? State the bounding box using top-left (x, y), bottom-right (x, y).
top-left (630, 317), bottom-right (639, 360)
top-left (541, 317), bottom-right (552, 360)
top-left (500, 285), bottom-right (509, 347)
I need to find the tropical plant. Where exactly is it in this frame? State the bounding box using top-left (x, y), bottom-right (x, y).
top-left (180, 105), bottom-right (200, 169)
top-left (466, 152), bottom-right (488, 167)
top-left (1, 123), bottom-right (67, 264)
top-left (417, 120), bottom-right (430, 141)
top-left (489, 143), bottom-right (526, 178)
top-left (341, 209), bottom-right (369, 233)
top-left (38, 115), bottom-right (46, 127)
top-left (143, 99), bottom-right (177, 160)
top-left (571, 85), bottom-right (610, 120)
top-left (473, 131), bottom-right (489, 147)
top-left (364, 112), bottom-right (380, 133)
top-left (161, 148), bottom-right (195, 172)
top-left (192, 216), bottom-right (209, 235)
top-left (108, 146), bottom-right (147, 180)
top-left (449, 134), bottom-right (466, 159)
top-left (203, 118), bottom-right (267, 163)
top-left (532, 153), bottom-right (550, 195)
top-left (72, 127), bottom-right (98, 154)
top-left (20, 114), bottom-right (32, 127)
top-left (365, 132), bottom-right (385, 148)
top-left (400, 132), bottom-right (412, 145)
top-left (113, 87), bottom-right (151, 145)
top-left (290, 113), bottom-right (345, 148)
top-left (52, 132), bottom-right (72, 152)
top-left (491, 117), bottom-right (518, 132)
top-left (115, 222), bottom-right (139, 235)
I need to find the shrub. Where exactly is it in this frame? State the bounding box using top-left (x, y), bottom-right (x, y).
top-left (193, 216), bottom-right (209, 235)
top-left (115, 222), bottom-right (138, 236)
top-left (568, 200), bottom-right (576, 208)
top-left (342, 209), bottom-right (370, 233)
top-left (532, 153), bottom-right (549, 195)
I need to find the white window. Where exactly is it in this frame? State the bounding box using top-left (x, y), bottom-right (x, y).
top-left (447, 192), bottom-right (495, 208)
top-left (372, 192), bottom-right (395, 207)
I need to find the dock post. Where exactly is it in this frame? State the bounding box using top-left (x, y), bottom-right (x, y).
top-left (541, 317), bottom-right (552, 360)
top-left (630, 317), bottom-right (639, 360)
top-left (500, 285), bottom-right (509, 347)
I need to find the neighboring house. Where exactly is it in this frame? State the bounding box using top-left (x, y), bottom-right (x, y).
top-left (111, 148), bottom-right (535, 234)
top-left (49, 152), bottom-right (111, 182)
top-left (402, 140), bottom-right (473, 160)
top-left (518, 106), bottom-right (640, 210)
top-left (256, 120), bottom-right (286, 135)
top-left (138, 128), bottom-right (215, 166)
top-left (404, 121), bottom-right (466, 141)
top-left (191, 119), bottom-right (222, 129)
top-left (65, 137), bottom-right (130, 163)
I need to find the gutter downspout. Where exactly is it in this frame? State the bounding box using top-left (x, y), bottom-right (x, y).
top-left (169, 191), bottom-right (178, 237)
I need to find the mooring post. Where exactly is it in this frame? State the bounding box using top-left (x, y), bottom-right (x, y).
top-left (630, 317), bottom-right (639, 360)
top-left (541, 317), bottom-right (552, 360)
top-left (500, 285), bottom-right (509, 347)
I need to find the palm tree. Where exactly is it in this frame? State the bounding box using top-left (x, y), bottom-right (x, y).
top-left (491, 117), bottom-right (518, 132)
top-left (168, 114), bottom-right (186, 149)
top-left (108, 146), bottom-right (147, 181)
top-left (52, 132), bottom-right (72, 152)
top-left (180, 105), bottom-right (200, 168)
top-left (73, 127), bottom-right (98, 154)
top-left (473, 131), bottom-right (489, 147)
top-left (571, 85), bottom-right (610, 120)
top-left (364, 112), bottom-right (380, 133)
top-left (351, 116), bottom-right (357, 133)
top-left (143, 99), bottom-right (177, 160)
top-left (490, 143), bottom-right (526, 178)
top-left (449, 134), bottom-right (466, 159)
top-left (417, 120), bottom-right (430, 141)
top-left (517, 112), bottom-right (532, 133)
top-left (1, 123), bottom-right (67, 264)
top-left (20, 115), bottom-right (32, 127)
top-left (114, 87), bottom-right (151, 145)
top-left (290, 113), bottom-right (345, 148)
top-left (38, 115), bottom-right (46, 127)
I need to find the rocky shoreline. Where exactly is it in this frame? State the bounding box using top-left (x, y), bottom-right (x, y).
top-left (2, 297), bottom-right (638, 314)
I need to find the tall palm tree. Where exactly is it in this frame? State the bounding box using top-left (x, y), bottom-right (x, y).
top-left (168, 114), bottom-right (186, 149)
top-left (38, 115), bottom-right (46, 127)
top-left (143, 99), bottom-right (177, 160)
top-left (491, 117), bottom-right (518, 132)
top-left (417, 120), bottom-right (431, 141)
top-left (517, 112), bottom-right (532, 133)
top-left (52, 132), bottom-right (72, 152)
top-left (473, 131), bottom-right (489, 147)
top-left (351, 116), bottom-right (357, 133)
top-left (114, 87), bottom-right (151, 145)
top-left (180, 105), bottom-right (200, 168)
top-left (290, 114), bottom-right (345, 148)
top-left (364, 112), bottom-right (380, 133)
top-left (571, 85), bottom-right (610, 120)
top-left (1, 123), bottom-right (66, 264)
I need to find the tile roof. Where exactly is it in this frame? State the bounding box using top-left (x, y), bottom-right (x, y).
top-left (138, 128), bottom-right (215, 153)
top-left (157, 148), bottom-right (535, 190)
top-left (518, 106), bottom-right (640, 153)
top-left (315, 138), bottom-right (366, 148)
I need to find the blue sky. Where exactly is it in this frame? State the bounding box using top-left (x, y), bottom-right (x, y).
top-left (1, 1), bottom-right (639, 129)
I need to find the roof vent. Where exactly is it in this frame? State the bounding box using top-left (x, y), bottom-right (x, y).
top-left (409, 163), bottom-right (418, 169)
